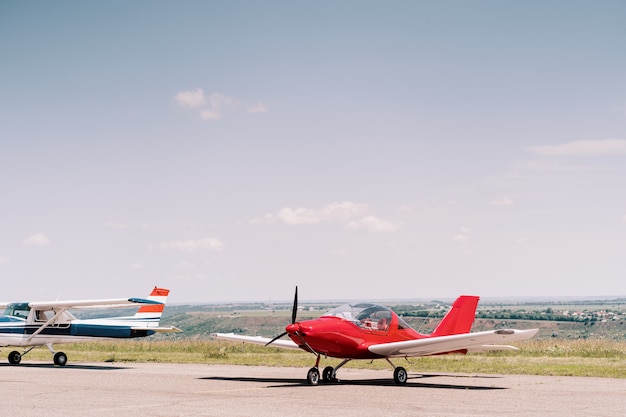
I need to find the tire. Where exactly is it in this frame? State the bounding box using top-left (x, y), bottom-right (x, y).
top-left (306, 367), bottom-right (320, 385)
top-left (53, 352), bottom-right (68, 366)
top-left (393, 366), bottom-right (408, 384)
top-left (322, 366), bottom-right (335, 382)
top-left (8, 351), bottom-right (21, 365)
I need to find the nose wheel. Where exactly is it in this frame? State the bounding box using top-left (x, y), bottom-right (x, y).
top-left (306, 367), bottom-right (320, 385)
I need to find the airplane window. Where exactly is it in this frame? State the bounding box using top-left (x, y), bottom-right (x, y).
top-left (35, 310), bottom-right (52, 322)
top-left (4, 303), bottom-right (31, 319)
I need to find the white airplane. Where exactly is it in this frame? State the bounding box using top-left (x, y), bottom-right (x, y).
top-left (0, 286), bottom-right (180, 366)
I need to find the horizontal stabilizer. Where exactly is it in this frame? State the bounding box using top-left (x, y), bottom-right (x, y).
top-left (132, 326), bottom-right (182, 333)
top-left (368, 328), bottom-right (538, 357)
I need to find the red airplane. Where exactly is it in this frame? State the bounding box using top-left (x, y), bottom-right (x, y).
top-left (214, 287), bottom-right (538, 385)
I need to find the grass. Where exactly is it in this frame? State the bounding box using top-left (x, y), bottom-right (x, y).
top-left (10, 338), bottom-right (626, 379)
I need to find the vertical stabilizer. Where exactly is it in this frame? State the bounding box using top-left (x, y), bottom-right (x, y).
top-left (134, 287), bottom-right (170, 322)
top-left (431, 295), bottom-right (479, 337)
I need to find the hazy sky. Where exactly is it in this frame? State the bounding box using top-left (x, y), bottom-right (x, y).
top-left (2, 1), bottom-right (626, 304)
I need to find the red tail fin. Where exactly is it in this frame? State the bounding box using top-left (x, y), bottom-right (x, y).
top-left (135, 287), bottom-right (170, 318)
top-left (431, 295), bottom-right (479, 336)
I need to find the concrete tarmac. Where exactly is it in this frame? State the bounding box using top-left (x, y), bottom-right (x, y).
top-left (1, 361), bottom-right (625, 417)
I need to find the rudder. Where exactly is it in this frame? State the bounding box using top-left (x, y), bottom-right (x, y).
top-left (134, 287), bottom-right (170, 320)
top-left (431, 295), bottom-right (479, 336)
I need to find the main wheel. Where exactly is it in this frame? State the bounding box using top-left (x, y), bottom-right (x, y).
top-left (53, 352), bottom-right (68, 366)
top-left (322, 366), bottom-right (336, 382)
top-left (306, 367), bottom-right (320, 385)
top-left (8, 351), bottom-right (21, 365)
top-left (393, 366), bottom-right (408, 384)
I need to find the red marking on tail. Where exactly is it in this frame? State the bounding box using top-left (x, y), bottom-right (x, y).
top-left (137, 304), bottom-right (165, 313)
top-left (149, 287), bottom-right (170, 297)
top-left (431, 295), bottom-right (479, 337)
top-left (136, 287), bottom-right (170, 315)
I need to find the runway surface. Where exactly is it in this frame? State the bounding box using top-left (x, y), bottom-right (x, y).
top-left (1, 361), bottom-right (625, 416)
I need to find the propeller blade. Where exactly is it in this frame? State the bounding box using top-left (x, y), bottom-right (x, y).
top-left (291, 286), bottom-right (298, 324)
top-left (266, 286), bottom-right (299, 347)
top-left (265, 331), bottom-right (288, 346)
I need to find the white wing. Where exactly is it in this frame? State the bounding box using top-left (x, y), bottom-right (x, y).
top-left (368, 329), bottom-right (538, 358)
top-left (28, 297), bottom-right (161, 310)
top-left (213, 333), bottom-right (300, 350)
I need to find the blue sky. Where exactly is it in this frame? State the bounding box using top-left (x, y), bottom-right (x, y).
top-left (2, 1), bottom-right (626, 303)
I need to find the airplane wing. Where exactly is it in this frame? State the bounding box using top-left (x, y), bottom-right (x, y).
top-left (212, 333), bottom-right (301, 350)
top-left (368, 329), bottom-right (538, 358)
top-left (28, 297), bottom-right (162, 310)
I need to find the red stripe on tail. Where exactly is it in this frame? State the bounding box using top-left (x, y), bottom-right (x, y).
top-left (137, 304), bottom-right (165, 313)
top-left (149, 287), bottom-right (170, 297)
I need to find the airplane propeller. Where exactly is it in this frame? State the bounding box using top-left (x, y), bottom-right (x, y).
top-left (265, 286), bottom-right (298, 346)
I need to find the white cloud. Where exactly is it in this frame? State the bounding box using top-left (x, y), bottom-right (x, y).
top-left (174, 89), bottom-right (267, 121)
top-left (200, 109), bottom-right (223, 120)
top-left (256, 202), bottom-right (398, 233)
top-left (160, 238), bottom-right (224, 252)
top-left (247, 101), bottom-right (269, 113)
top-left (174, 88), bottom-right (206, 109)
top-left (345, 216), bottom-right (399, 233)
top-left (272, 201), bottom-right (369, 225)
top-left (276, 207), bottom-right (322, 225)
top-left (528, 139), bottom-right (626, 157)
top-left (130, 262), bottom-right (144, 270)
top-left (490, 197), bottom-right (514, 206)
top-left (23, 233), bottom-right (50, 246)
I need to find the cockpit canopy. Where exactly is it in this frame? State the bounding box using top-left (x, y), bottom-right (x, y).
top-left (3, 303), bottom-right (30, 319)
top-left (2, 303), bottom-right (76, 323)
top-left (322, 303), bottom-right (413, 331)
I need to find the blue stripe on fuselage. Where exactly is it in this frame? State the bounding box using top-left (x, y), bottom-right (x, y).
top-left (0, 324), bottom-right (156, 338)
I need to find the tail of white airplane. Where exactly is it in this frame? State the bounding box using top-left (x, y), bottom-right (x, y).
top-left (134, 287), bottom-right (170, 320)
top-left (131, 287), bottom-right (180, 333)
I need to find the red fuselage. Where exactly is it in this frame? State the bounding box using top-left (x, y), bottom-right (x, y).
top-left (286, 312), bottom-right (424, 359)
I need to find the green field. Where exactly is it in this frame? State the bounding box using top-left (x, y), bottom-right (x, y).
top-left (11, 300), bottom-right (626, 379)
top-left (12, 338), bottom-right (626, 379)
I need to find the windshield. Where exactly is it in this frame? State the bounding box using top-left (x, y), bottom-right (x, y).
top-left (323, 303), bottom-right (392, 331)
top-left (3, 303), bottom-right (30, 319)
top-left (323, 303), bottom-right (414, 331)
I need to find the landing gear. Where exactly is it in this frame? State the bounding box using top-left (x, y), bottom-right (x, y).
top-left (307, 367), bottom-right (320, 385)
top-left (387, 358), bottom-right (408, 385)
top-left (322, 366), bottom-right (336, 382)
top-left (7, 347), bottom-right (34, 365)
top-left (305, 359), bottom-right (349, 385)
top-left (53, 351), bottom-right (68, 366)
top-left (8, 351), bottom-right (21, 365)
top-left (6, 345), bottom-right (68, 366)
top-left (393, 366), bottom-right (408, 384)
top-left (303, 357), bottom-right (408, 385)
